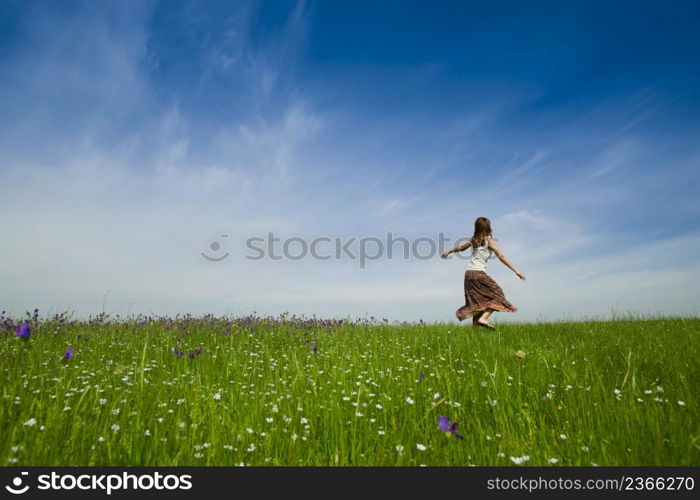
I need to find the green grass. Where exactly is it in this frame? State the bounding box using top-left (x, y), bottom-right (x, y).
top-left (1, 314), bottom-right (698, 466)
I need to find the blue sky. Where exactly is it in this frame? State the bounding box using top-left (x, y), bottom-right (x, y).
top-left (1, 0), bottom-right (699, 322)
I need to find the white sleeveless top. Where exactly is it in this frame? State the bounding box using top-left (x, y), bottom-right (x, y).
top-left (467, 235), bottom-right (496, 271)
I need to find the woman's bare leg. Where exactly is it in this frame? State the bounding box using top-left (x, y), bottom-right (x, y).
top-left (479, 309), bottom-right (494, 323)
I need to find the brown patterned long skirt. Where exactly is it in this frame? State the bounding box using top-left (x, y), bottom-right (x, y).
top-left (456, 270), bottom-right (517, 321)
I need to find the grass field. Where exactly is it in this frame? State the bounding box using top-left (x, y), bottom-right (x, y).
top-left (1, 311), bottom-right (698, 466)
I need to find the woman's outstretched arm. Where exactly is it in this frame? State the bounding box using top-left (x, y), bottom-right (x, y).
top-left (441, 240), bottom-right (472, 259)
top-left (488, 240), bottom-right (526, 280)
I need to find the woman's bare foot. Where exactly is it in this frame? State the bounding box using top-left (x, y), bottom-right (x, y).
top-left (477, 320), bottom-right (495, 330)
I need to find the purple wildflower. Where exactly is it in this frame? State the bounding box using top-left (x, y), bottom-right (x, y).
top-left (195, 348), bottom-right (203, 356)
top-left (437, 416), bottom-right (464, 439)
top-left (172, 347), bottom-right (183, 357)
top-left (15, 320), bottom-right (30, 339)
top-left (62, 348), bottom-right (74, 361)
top-left (188, 352), bottom-right (195, 359)
top-left (417, 372), bottom-right (425, 383)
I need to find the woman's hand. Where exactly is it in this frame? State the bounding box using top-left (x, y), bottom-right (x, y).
top-left (515, 270), bottom-right (526, 281)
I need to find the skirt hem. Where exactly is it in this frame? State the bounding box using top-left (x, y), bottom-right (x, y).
top-left (456, 303), bottom-right (518, 321)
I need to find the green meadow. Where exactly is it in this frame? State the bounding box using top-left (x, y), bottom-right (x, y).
top-left (1, 313), bottom-right (698, 466)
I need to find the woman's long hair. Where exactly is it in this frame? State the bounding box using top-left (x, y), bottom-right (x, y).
top-left (470, 217), bottom-right (492, 247)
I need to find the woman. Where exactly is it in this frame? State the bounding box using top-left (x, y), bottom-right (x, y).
top-left (441, 217), bottom-right (526, 329)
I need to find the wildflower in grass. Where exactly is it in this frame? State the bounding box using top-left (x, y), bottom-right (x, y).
top-left (247, 443), bottom-right (256, 452)
top-left (144, 429), bottom-right (151, 436)
top-left (63, 406), bottom-right (71, 412)
top-left (172, 348), bottom-right (183, 357)
top-left (548, 458), bottom-right (559, 464)
top-left (99, 399), bottom-right (107, 405)
top-left (23, 418), bottom-right (36, 427)
top-left (98, 436), bottom-right (105, 442)
top-left (510, 455), bottom-right (530, 465)
top-left (416, 444), bottom-right (427, 451)
top-left (417, 372), bottom-right (424, 383)
top-left (300, 417), bottom-right (308, 424)
top-left (405, 397), bottom-right (414, 405)
top-left (62, 348), bottom-right (74, 361)
top-left (188, 352), bottom-right (195, 359)
top-left (437, 416), bottom-right (464, 439)
top-left (15, 320), bottom-right (30, 339)
top-left (195, 348), bottom-right (203, 355)
top-left (560, 433), bottom-right (567, 440)
top-left (396, 445), bottom-right (404, 453)
top-left (213, 392), bottom-right (221, 400)
top-left (515, 350), bottom-right (526, 359)
top-left (656, 385), bottom-right (664, 393)
top-left (677, 401), bottom-right (686, 407)
top-left (111, 424), bottom-right (120, 432)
